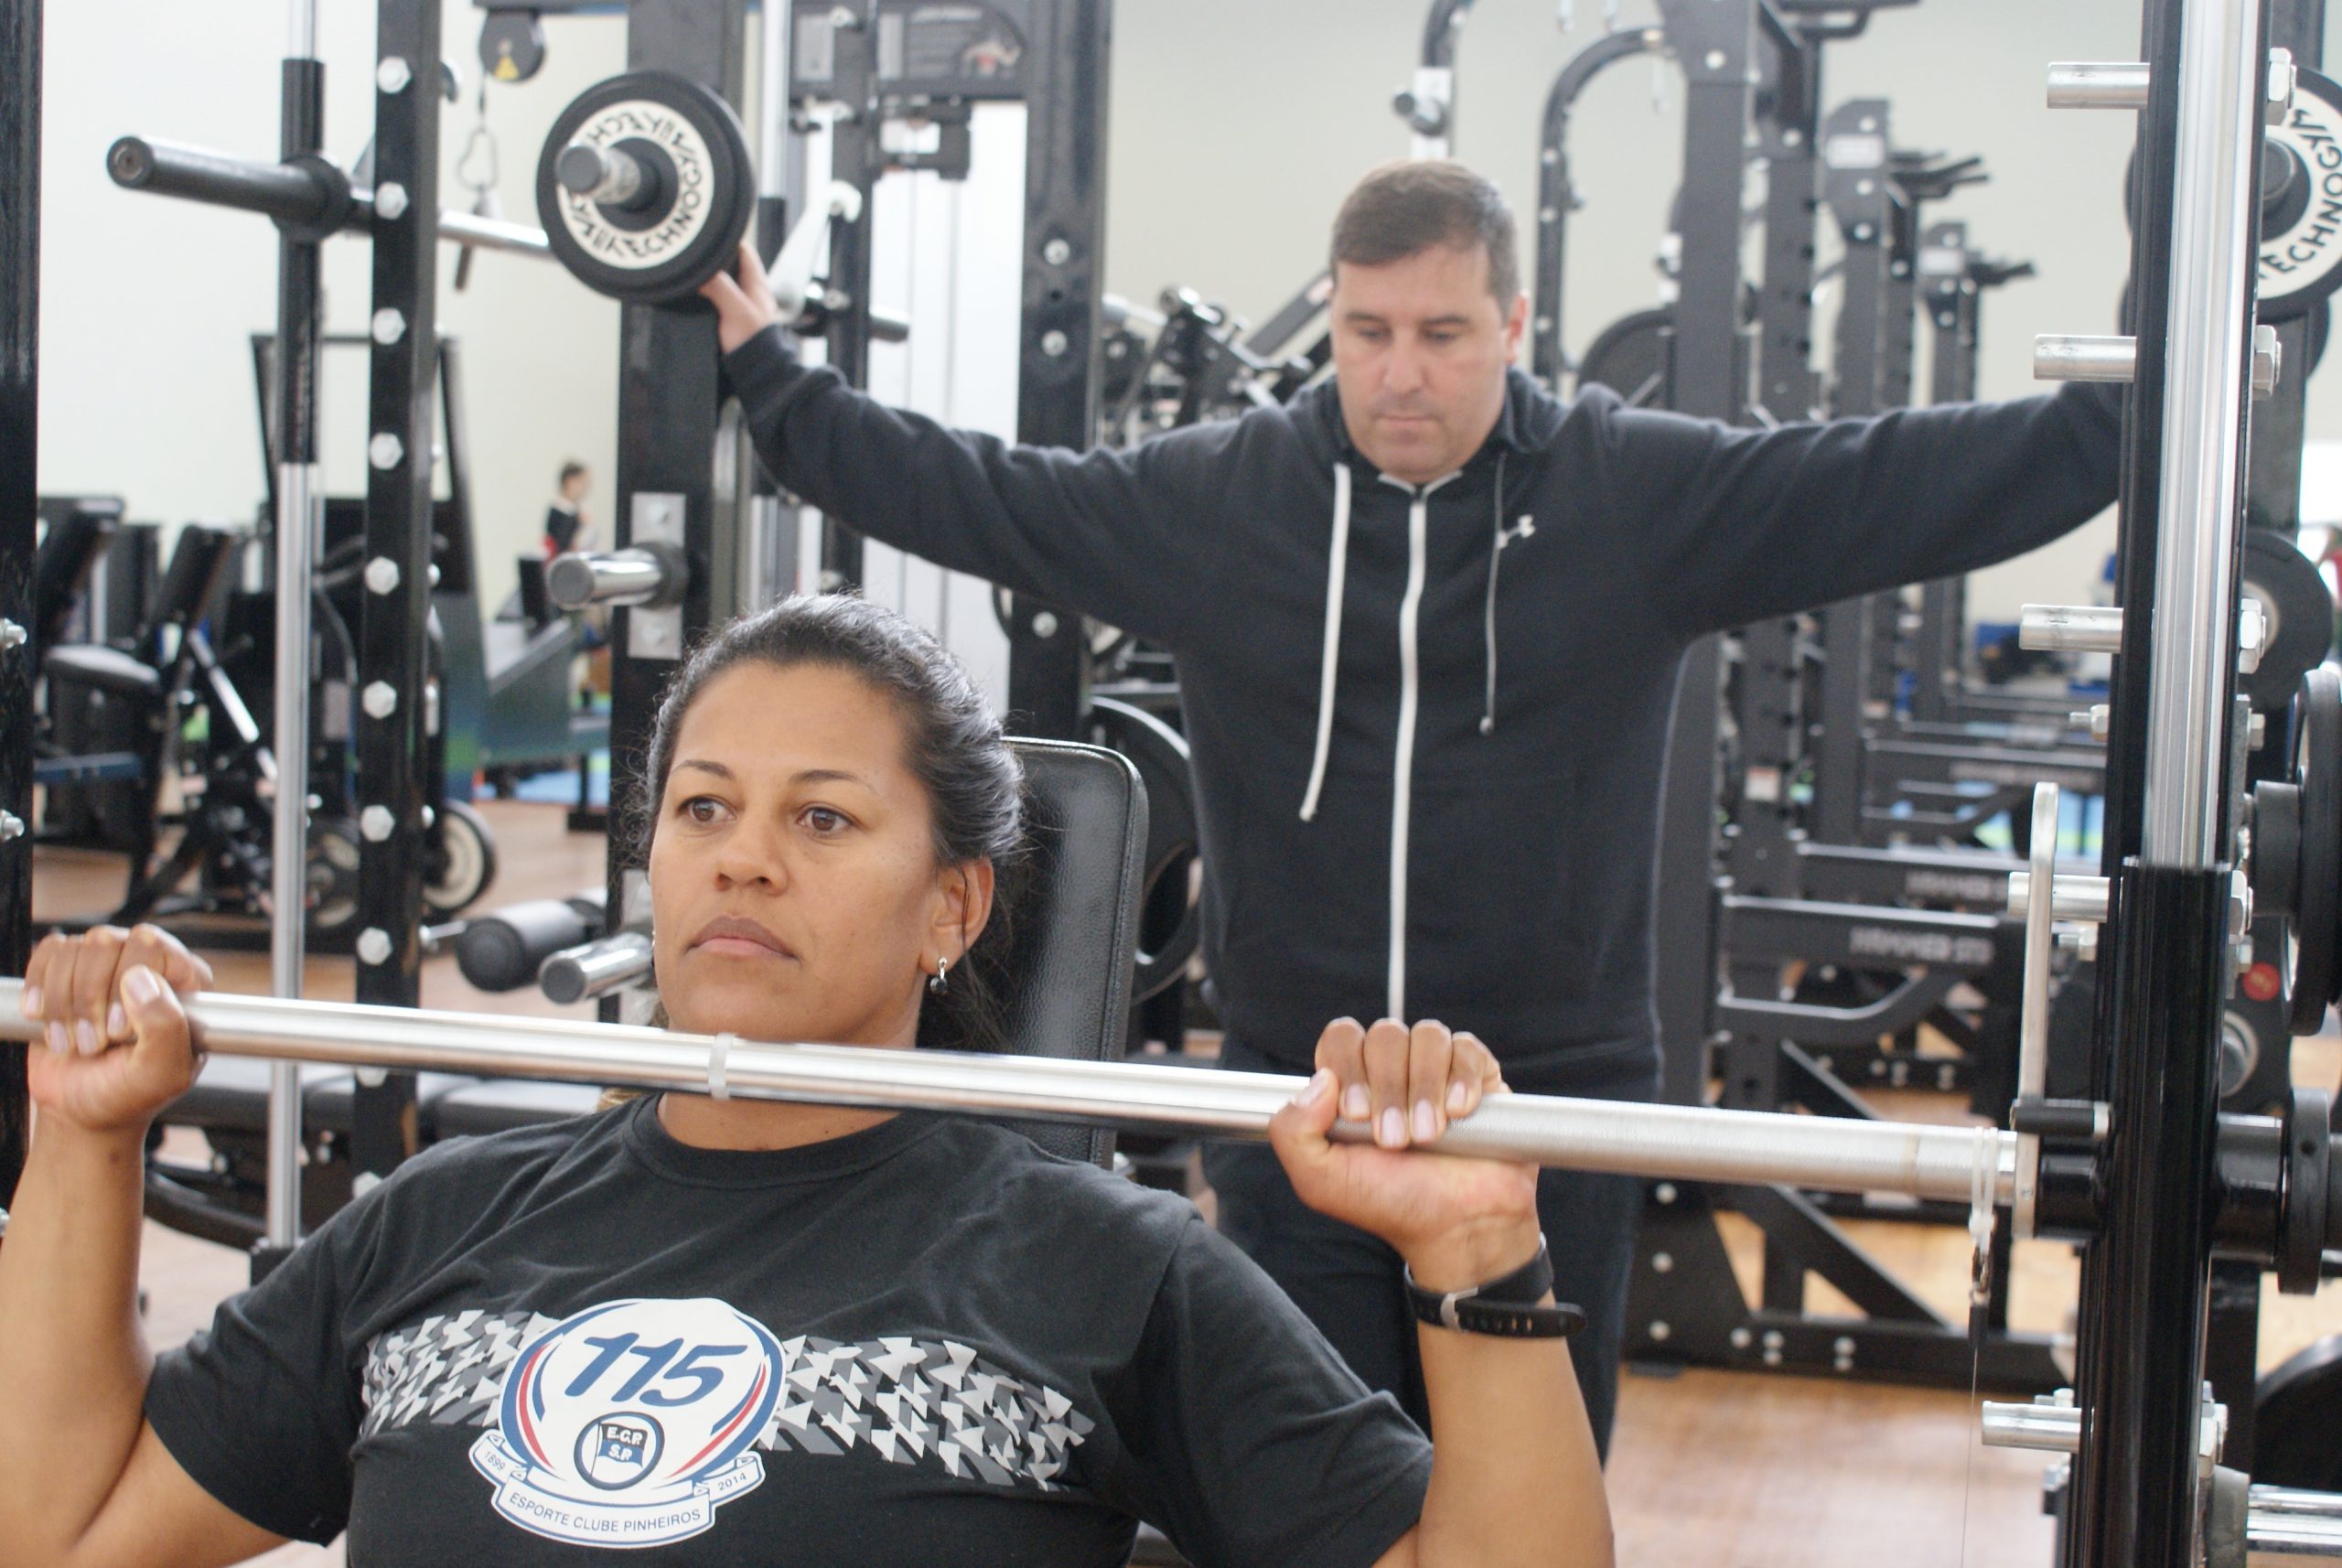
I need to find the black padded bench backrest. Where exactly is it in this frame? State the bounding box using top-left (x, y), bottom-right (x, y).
top-left (34, 496), bottom-right (125, 647)
top-left (993, 739), bottom-right (1149, 1167)
top-left (151, 524), bottom-right (242, 633)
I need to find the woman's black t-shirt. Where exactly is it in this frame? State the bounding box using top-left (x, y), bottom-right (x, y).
top-left (145, 1097), bottom-right (1433, 1566)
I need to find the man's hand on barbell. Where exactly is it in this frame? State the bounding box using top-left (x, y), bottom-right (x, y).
top-left (701, 241), bottom-right (779, 354)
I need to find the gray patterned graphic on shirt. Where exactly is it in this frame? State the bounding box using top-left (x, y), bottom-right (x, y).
top-left (359, 1316), bottom-right (1095, 1490)
top-left (360, 1309), bottom-right (560, 1438)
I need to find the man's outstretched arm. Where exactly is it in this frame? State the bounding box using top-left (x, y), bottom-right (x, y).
top-left (1604, 381), bottom-right (2123, 639)
top-left (704, 245), bottom-right (1227, 647)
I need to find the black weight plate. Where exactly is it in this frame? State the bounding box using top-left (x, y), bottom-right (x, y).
top-left (306, 817), bottom-right (363, 937)
top-left (2280, 1088), bottom-right (2333, 1293)
top-left (1577, 306), bottom-right (1673, 408)
top-left (536, 71), bottom-right (754, 305)
top-left (2257, 1333), bottom-right (2342, 1489)
top-left (2288, 666), bottom-right (2342, 1034)
top-left (2261, 67), bottom-right (2342, 323)
top-left (2252, 779), bottom-right (2304, 920)
top-left (424, 798), bottom-right (499, 916)
top-left (2243, 530), bottom-right (2336, 711)
top-left (1084, 697), bottom-right (1201, 1004)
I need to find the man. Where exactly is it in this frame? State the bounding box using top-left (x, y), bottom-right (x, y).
top-left (543, 460), bottom-right (593, 560)
top-left (699, 160), bottom-right (2120, 1452)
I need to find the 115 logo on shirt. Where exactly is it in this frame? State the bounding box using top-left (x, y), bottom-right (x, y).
top-left (470, 1297), bottom-right (783, 1547)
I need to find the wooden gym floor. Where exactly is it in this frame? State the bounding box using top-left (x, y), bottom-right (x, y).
top-left (28, 800), bottom-right (2342, 1568)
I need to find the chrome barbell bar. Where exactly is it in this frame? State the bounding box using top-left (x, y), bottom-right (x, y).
top-left (0, 980), bottom-right (2014, 1207)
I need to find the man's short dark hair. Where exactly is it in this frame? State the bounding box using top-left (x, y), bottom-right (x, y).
top-left (1330, 160), bottom-right (1521, 308)
top-left (558, 460), bottom-right (588, 487)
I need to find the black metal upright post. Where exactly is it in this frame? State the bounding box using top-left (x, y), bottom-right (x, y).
top-left (1755, 39), bottom-right (1821, 426)
top-left (347, 0), bottom-right (443, 1180)
top-left (1722, 41), bottom-right (1826, 908)
top-left (1720, 31), bottom-right (1833, 1320)
top-left (0, 0), bottom-right (41, 1211)
top-left (605, 0), bottom-right (747, 964)
top-left (2064, 0), bottom-right (2266, 1563)
top-left (2209, 0), bottom-right (2326, 1476)
top-left (1808, 99), bottom-right (1898, 847)
top-left (1912, 219), bottom-right (1980, 726)
top-left (1649, 0), bottom-right (1756, 1108)
top-left (1002, 0), bottom-right (1111, 740)
top-left (1530, 25), bottom-right (1667, 391)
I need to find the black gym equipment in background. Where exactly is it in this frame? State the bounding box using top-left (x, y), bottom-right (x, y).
top-left (0, 0), bottom-right (40, 1214)
top-left (16, 5), bottom-right (2342, 1563)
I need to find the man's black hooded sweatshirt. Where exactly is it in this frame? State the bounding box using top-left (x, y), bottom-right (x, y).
top-left (725, 325), bottom-right (2122, 1098)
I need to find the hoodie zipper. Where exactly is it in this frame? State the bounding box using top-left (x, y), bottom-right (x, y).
top-left (1383, 469), bottom-right (1458, 1020)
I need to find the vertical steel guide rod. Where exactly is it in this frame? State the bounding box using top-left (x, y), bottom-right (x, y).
top-left (2141, 0), bottom-right (2260, 871)
top-left (266, 0), bottom-right (323, 1251)
top-left (2014, 780), bottom-right (2057, 1238)
top-left (747, 0), bottom-right (795, 601)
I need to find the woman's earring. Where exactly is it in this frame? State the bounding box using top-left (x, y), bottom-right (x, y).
top-left (929, 955), bottom-right (951, 996)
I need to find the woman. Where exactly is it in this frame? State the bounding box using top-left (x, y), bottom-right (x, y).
top-left (0, 596), bottom-right (1611, 1567)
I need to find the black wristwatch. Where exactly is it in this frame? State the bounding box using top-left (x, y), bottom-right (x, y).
top-left (1404, 1235), bottom-right (1585, 1339)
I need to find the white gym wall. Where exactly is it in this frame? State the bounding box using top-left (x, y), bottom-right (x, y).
top-left (33, 1), bottom-right (2329, 646)
top-left (37, 1), bottom-right (625, 618)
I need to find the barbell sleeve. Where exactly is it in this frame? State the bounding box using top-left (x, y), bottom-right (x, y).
top-left (539, 931), bottom-right (655, 1005)
top-left (0, 980), bottom-right (2013, 1205)
top-left (2045, 61), bottom-right (2152, 111)
top-left (106, 136), bottom-right (349, 231)
top-left (545, 545), bottom-right (685, 610)
top-left (1982, 1397), bottom-right (2225, 1464)
top-left (2250, 1488), bottom-right (2342, 1558)
top-left (2006, 870), bottom-right (2114, 925)
top-left (2033, 334), bottom-right (2138, 383)
top-left (555, 142), bottom-right (650, 208)
top-left (1979, 1399), bottom-right (2084, 1453)
top-left (2019, 603), bottom-right (2126, 655)
top-left (435, 207), bottom-right (552, 259)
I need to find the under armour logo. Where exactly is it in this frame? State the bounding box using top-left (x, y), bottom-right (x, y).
top-left (1498, 515), bottom-right (1537, 550)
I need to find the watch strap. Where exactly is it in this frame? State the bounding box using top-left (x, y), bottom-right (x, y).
top-left (1403, 1236), bottom-right (1586, 1339)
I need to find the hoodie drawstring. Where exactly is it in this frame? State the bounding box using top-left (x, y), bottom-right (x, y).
top-left (1298, 462), bottom-right (1353, 822)
top-left (1480, 450), bottom-right (1509, 736)
top-left (1305, 458), bottom-right (1536, 812)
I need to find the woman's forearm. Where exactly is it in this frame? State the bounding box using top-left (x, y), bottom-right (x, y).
top-left (1405, 1225), bottom-right (1615, 1568)
top-left (1412, 1324), bottom-right (1613, 1568)
top-left (0, 1114), bottom-right (156, 1563)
